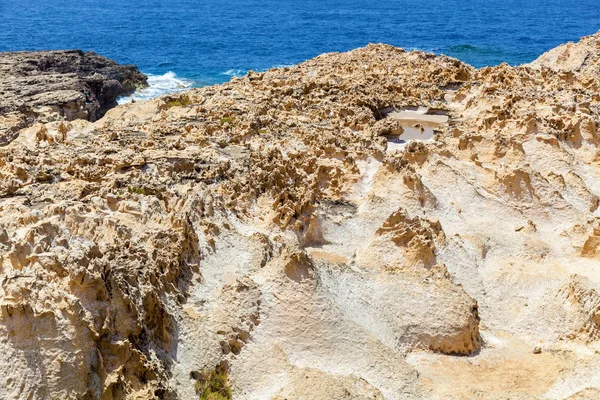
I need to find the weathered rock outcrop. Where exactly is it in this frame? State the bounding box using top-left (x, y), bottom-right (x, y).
top-left (2, 31), bottom-right (600, 399)
top-left (0, 50), bottom-right (147, 145)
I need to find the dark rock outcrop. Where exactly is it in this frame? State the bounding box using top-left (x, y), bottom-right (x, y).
top-left (0, 50), bottom-right (147, 144)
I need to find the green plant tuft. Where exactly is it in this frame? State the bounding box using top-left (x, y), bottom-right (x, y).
top-left (194, 367), bottom-right (232, 400)
top-left (219, 117), bottom-right (236, 126)
top-left (128, 185), bottom-right (147, 195)
top-left (166, 95), bottom-right (192, 108)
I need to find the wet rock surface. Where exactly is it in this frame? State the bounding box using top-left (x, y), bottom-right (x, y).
top-left (2, 32), bottom-right (600, 399)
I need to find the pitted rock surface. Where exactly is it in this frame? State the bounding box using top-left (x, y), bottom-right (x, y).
top-left (2, 32), bottom-right (600, 399)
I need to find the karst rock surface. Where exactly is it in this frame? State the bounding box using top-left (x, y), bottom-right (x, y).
top-left (2, 32), bottom-right (600, 399)
top-left (0, 50), bottom-right (147, 146)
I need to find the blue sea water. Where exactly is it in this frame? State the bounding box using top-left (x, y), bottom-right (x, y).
top-left (2, 0), bottom-right (600, 98)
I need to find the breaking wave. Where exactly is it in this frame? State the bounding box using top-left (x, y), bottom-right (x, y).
top-left (221, 65), bottom-right (295, 79)
top-left (117, 71), bottom-right (194, 104)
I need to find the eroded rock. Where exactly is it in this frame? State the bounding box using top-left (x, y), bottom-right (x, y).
top-left (3, 31), bottom-right (600, 399)
top-left (0, 50), bottom-right (147, 145)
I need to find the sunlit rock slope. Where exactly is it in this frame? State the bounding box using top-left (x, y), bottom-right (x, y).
top-left (2, 31), bottom-right (600, 399)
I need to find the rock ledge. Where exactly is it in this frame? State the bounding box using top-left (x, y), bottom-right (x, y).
top-left (0, 50), bottom-right (147, 144)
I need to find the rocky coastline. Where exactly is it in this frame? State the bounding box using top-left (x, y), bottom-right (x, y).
top-left (1, 32), bottom-right (600, 399)
top-left (0, 50), bottom-right (147, 145)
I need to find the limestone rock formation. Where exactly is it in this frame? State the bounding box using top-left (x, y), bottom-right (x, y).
top-left (2, 31), bottom-right (600, 399)
top-left (0, 50), bottom-right (147, 145)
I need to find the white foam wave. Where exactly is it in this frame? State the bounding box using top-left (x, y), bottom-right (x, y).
top-left (117, 71), bottom-right (194, 104)
top-left (221, 68), bottom-right (248, 77)
top-left (221, 64), bottom-right (294, 79)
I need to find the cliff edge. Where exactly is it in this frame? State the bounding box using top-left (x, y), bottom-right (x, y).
top-left (0, 50), bottom-right (147, 145)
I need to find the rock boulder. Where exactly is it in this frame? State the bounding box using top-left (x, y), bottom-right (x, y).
top-left (0, 50), bottom-right (147, 145)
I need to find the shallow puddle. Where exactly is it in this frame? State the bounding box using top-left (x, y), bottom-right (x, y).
top-left (384, 108), bottom-right (448, 153)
